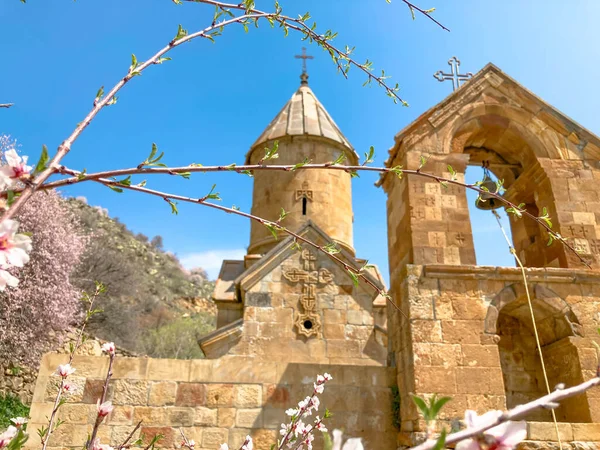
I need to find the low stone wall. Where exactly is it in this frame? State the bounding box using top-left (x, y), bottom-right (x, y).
top-left (26, 354), bottom-right (397, 450)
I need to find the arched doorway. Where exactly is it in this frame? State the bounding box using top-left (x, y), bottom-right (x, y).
top-left (486, 284), bottom-right (591, 422)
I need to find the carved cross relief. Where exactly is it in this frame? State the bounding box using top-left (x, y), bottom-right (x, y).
top-left (282, 248), bottom-right (334, 338)
top-left (295, 181), bottom-right (313, 201)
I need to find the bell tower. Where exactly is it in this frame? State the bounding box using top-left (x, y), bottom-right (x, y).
top-left (244, 64), bottom-right (358, 257)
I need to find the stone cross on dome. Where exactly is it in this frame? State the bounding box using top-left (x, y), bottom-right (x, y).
top-left (295, 47), bottom-right (314, 85)
top-left (433, 56), bottom-right (473, 91)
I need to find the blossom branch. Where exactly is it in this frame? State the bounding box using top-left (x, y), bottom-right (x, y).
top-left (1, 2), bottom-right (409, 223)
top-left (36, 161), bottom-right (587, 267)
top-left (87, 344), bottom-right (116, 450)
top-left (410, 376), bottom-right (600, 450)
top-left (41, 284), bottom-right (105, 450)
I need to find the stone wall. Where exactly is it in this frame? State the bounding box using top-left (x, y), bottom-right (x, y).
top-left (388, 264), bottom-right (600, 447)
top-left (26, 354), bottom-right (397, 450)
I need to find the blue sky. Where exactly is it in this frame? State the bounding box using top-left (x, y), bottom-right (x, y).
top-left (1, 1), bottom-right (600, 281)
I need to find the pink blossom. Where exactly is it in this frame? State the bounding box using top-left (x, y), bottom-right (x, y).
top-left (456, 410), bottom-right (527, 450)
top-left (0, 426), bottom-right (17, 448)
top-left (91, 438), bottom-right (115, 450)
top-left (62, 381), bottom-right (76, 394)
top-left (10, 417), bottom-right (27, 428)
top-left (97, 400), bottom-right (114, 417)
top-left (0, 149), bottom-right (32, 188)
top-left (315, 419), bottom-right (327, 432)
top-left (56, 363), bottom-right (76, 378)
top-left (0, 219), bottom-right (32, 268)
top-left (0, 269), bottom-right (19, 291)
top-left (241, 436), bottom-right (253, 450)
top-left (314, 382), bottom-right (324, 394)
top-left (101, 342), bottom-right (116, 356)
top-left (187, 439), bottom-right (195, 449)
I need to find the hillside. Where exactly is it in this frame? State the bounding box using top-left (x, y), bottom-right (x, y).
top-left (67, 198), bottom-right (216, 358)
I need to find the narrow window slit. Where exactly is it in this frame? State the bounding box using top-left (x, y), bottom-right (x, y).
top-left (302, 197), bottom-right (307, 215)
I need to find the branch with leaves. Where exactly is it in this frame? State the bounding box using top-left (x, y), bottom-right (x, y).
top-left (410, 376), bottom-right (600, 450)
top-left (13, 142), bottom-right (586, 266)
top-left (2, 0), bottom-right (429, 223)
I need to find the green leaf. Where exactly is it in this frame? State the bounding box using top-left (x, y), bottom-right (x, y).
top-left (278, 208), bottom-right (289, 222)
top-left (265, 223), bottom-right (279, 240)
top-left (447, 165), bottom-right (457, 180)
top-left (347, 269), bottom-right (359, 287)
top-left (418, 155), bottom-right (428, 171)
top-left (411, 395), bottom-right (429, 420)
top-left (117, 176), bottom-right (132, 186)
top-left (175, 24), bottom-right (188, 40)
top-left (332, 153), bottom-right (346, 165)
top-left (130, 53), bottom-right (138, 72)
top-left (391, 165), bottom-right (403, 179)
top-left (95, 86), bottom-right (104, 103)
top-left (430, 396), bottom-right (452, 419)
top-left (178, 172), bottom-right (191, 179)
top-left (156, 56), bottom-right (172, 64)
top-left (106, 96), bottom-right (118, 105)
top-left (107, 185), bottom-right (123, 193)
top-left (166, 199), bottom-right (178, 215)
top-left (431, 429), bottom-right (447, 450)
top-left (350, 171), bottom-right (359, 178)
top-left (34, 144), bottom-right (49, 173)
top-left (362, 146), bottom-right (375, 165)
top-left (323, 242), bottom-right (340, 254)
top-left (292, 157), bottom-right (311, 171)
top-left (6, 190), bottom-right (15, 206)
top-left (261, 141), bottom-right (279, 163)
top-left (205, 184), bottom-right (221, 201)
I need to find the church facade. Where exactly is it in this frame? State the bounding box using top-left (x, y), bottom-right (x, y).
top-left (26, 64), bottom-right (600, 449)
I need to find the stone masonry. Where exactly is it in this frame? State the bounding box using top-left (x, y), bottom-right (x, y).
top-left (27, 64), bottom-right (600, 449)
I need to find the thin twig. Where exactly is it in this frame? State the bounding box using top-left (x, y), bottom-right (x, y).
top-left (62, 173), bottom-right (408, 319)
top-left (118, 421), bottom-right (143, 450)
top-left (87, 353), bottom-right (115, 450)
top-left (41, 285), bottom-right (104, 450)
top-left (410, 376), bottom-right (600, 450)
top-left (1, 2), bottom-right (407, 222)
top-left (36, 162), bottom-right (588, 267)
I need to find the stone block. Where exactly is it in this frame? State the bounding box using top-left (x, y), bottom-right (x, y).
top-left (113, 379), bottom-right (149, 406)
top-left (234, 384), bottom-right (262, 407)
top-left (527, 421), bottom-right (573, 441)
top-left (202, 427), bottom-right (228, 449)
top-left (263, 384), bottom-right (291, 407)
top-left (414, 367), bottom-right (456, 394)
top-left (235, 408), bottom-right (263, 428)
top-left (81, 379), bottom-right (114, 404)
top-left (441, 320), bottom-right (481, 344)
top-left (206, 384), bottom-right (234, 407)
top-left (456, 368), bottom-right (504, 395)
top-left (326, 339), bottom-right (360, 358)
top-left (147, 359), bottom-right (191, 382)
top-left (133, 406), bottom-right (168, 425)
top-left (176, 383), bottom-right (206, 407)
top-left (451, 297), bottom-right (487, 320)
top-left (112, 358), bottom-right (148, 380)
top-left (571, 423), bottom-right (600, 441)
top-left (217, 408), bottom-right (236, 428)
top-left (168, 407), bottom-right (195, 426)
top-left (109, 425), bottom-right (140, 447)
top-left (195, 406), bottom-right (218, 426)
top-left (460, 345), bottom-right (501, 367)
top-left (140, 426), bottom-right (176, 448)
top-left (148, 381), bottom-right (177, 406)
top-left (324, 324), bottom-right (345, 339)
top-left (107, 405), bottom-right (134, 425)
top-left (411, 320), bottom-right (443, 343)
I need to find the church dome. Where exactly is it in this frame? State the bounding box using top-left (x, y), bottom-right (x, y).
top-left (246, 76), bottom-right (357, 163)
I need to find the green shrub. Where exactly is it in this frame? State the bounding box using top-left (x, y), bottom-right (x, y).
top-left (0, 394), bottom-right (29, 429)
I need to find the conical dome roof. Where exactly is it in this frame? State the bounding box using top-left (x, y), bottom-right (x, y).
top-left (247, 80), bottom-right (356, 163)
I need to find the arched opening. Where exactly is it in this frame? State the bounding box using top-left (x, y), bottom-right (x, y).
top-left (487, 285), bottom-right (590, 423)
top-left (452, 112), bottom-right (562, 268)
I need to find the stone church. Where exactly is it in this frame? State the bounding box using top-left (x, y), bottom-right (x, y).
top-left (27, 63), bottom-right (600, 449)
